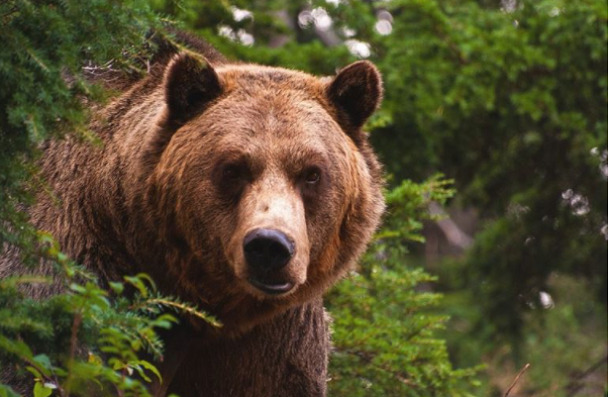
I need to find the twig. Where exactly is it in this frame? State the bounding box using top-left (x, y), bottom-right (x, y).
top-left (504, 363), bottom-right (531, 397)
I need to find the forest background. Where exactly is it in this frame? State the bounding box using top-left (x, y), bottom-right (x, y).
top-left (0, 0), bottom-right (607, 396)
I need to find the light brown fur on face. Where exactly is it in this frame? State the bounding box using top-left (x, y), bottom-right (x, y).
top-left (1, 38), bottom-right (385, 396)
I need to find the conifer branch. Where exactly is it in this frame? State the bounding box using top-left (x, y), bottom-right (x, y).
top-left (143, 297), bottom-right (222, 328)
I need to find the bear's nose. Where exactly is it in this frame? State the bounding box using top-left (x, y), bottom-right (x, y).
top-left (243, 228), bottom-right (294, 272)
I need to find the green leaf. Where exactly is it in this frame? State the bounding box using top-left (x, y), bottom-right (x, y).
top-left (33, 354), bottom-right (52, 371)
top-left (109, 281), bottom-right (124, 295)
top-left (136, 360), bottom-right (162, 382)
top-left (33, 382), bottom-right (52, 397)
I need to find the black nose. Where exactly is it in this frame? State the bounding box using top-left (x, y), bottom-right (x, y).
top-left (243, 229), bottom-right (294, 272)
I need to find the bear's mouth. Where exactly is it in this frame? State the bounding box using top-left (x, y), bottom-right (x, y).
top-left (248, 278), bottom-right (294, 296)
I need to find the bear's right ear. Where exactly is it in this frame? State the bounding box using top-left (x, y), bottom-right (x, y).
top-left (163, 53), bottom-right (222, 127)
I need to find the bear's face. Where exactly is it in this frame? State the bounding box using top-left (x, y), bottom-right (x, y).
top-left (146, 55), bottom-right (384, 331)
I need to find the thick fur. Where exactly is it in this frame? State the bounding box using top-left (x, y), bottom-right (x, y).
top-left (0, 38), bottom-right (385, 396)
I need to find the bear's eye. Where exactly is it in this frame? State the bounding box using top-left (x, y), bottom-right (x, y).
top-left (215, 161), bottom-right (250, 188)
top-left (215, 161), bottom-right (251, 201)
top-left (303, 167), bottom-right (321, 185)
top-left (222, 163), bottom-right (244, 180)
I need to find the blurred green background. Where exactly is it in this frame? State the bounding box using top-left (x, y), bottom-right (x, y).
top-left (0, 0), bottom-right (607, 396)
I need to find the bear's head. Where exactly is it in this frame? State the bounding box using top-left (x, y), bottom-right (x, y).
top-left (139, 53), bottom-right (384, 333)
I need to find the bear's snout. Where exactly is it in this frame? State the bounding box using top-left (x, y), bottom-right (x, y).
top-left (244, 228), bottom-right (295, 295)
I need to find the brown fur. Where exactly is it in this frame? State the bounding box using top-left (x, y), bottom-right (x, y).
top-left (0, 40), bottom-right (385, 396)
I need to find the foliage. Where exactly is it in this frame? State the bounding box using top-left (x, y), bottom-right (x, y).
top-left (364, 1), bottom-right (607, 392)
top-left (0, 234), bottom-right (218, 396)
top-left (326, 177), bottom-right (481, 396)
top-left (368, 0), bottom-right (608, 341)
top-left (0, 0), bottom-right (159, 251)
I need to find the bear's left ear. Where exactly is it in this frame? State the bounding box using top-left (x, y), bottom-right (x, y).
top-left (163, 52), bottom-right (223, 127)
top-left (327, 61), bottom-right (383, 129)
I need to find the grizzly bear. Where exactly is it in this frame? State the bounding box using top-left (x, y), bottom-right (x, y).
top-left (0, 37), bottom-right (385, 396)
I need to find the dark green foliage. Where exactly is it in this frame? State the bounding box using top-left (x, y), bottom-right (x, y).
top-left (326, 177), bottom-right (481, 396)
top-left (366, 0), bottom-right (607, 363)
top-left (0, 0), bottom-right (159, 253)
